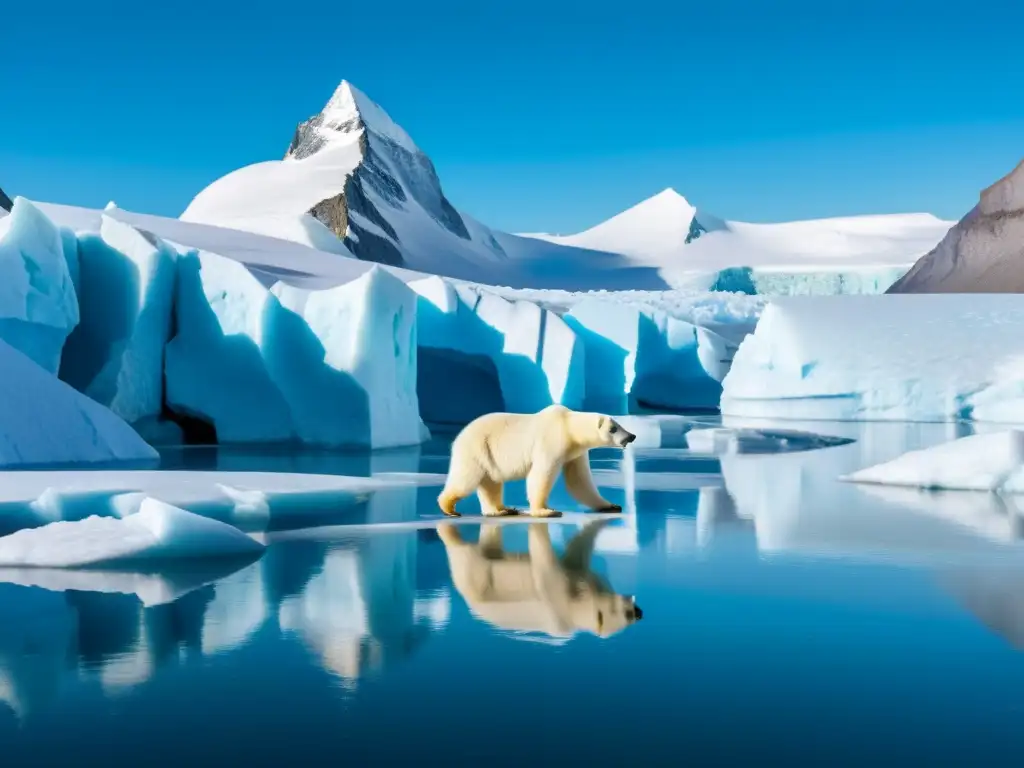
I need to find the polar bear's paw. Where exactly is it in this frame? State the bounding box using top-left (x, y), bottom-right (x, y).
top-left (483, 507), bottom-right (521, 517)
top-left (529, 508), bottom-right (563, 518)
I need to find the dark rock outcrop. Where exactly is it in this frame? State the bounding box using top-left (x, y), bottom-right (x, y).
top-left (0, 186), bottom-right (12, 212)
top-left (889, 159), bottom-right (1024, 293)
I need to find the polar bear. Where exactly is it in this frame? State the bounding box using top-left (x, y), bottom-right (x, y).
top-left (437, 404), bottom-right (636, 519)
top-left (436, 519), bottom-right (643, 639)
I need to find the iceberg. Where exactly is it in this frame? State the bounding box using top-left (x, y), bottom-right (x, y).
top-left (721, 294), bottom-right (1024, 422)
top-left (166, 251), bottom-right (425, 448)
top-left (842, 430), bottom-right (1024, 493)
top-left (165, 248), bottom-right (294, 443)
top-left (411, 277), bottom-right (584, 421)
top-left (274, 266), bottom-right (426, 448)
top-left (0, 338), bottom-right (158, 469)
top-left (59, 215), bottom-right (177, 424)
top-left (565, 297), bottom-right (731, 412)
top-left (0, 497), bottom-right (263, 568)
top-left (0, 198), bottom-right (79, 374)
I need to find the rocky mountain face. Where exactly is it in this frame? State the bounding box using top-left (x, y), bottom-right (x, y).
top-left (889, 159), bottom-right (1024, 293)
top-left (0, 186), bottom-right (12, 212)
top-left (285, 81), bottom-right (486, 267)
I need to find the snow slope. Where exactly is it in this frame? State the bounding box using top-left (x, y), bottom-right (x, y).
top-left (889, 159), bottom-right (1024, 293)
top-left (180, 80), bottom-right (949, 294)
top-left (721, 294), bottom-right (1024, 423)
top-left (0, 336), bottom-right (158, 468)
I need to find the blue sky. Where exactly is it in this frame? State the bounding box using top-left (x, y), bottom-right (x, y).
top-left (3, 0), bottom-right (1023, 233)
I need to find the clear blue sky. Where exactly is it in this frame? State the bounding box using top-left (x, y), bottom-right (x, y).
top-left (3, 0), bottom-right (1023, 233)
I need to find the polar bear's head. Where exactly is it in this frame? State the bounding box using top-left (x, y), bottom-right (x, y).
top-left (576, 591), bottom-right (644, 638)
top-left (597, 415), bottom-right (637, 449)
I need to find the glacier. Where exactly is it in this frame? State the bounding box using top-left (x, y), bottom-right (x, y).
top-left (411, 276), bottom-right (584, 423)
top-left (565, 297), bottom-right (731, 412)
top-left (721, 294), bottom-right (1024, 423)
top-left (59, 214), bottom-right (177, 424)
top-left (166, 250), bottom-right (426, 448)
top-left (0, 198), bottom-right (79, 374)
top-left (0, 78), bottom-right (972, 463)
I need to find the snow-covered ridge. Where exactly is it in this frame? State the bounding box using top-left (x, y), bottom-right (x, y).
top-left (181, 78), bottom-right (952, 292)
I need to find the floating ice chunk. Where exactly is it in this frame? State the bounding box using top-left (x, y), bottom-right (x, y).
top-left (411, 277), bottom-right (584, 417)
top-left (59, 215), bottom-right (177, 423)
top-left (843, 430), bottom-right (1024, 492)
top-left (565, 297), bottom-right (729, 412)
top-left (686, 428), bottom-right (739, 454)
top-left (721, 295), bottom-right (1024, 421)
top-left (0, 198), bottom-right (79, 373)
top-left (0, 497), bottom-right (263, 568)
top-left (215, 484), bottom-right (270, 519)
top-left (275, 265), bottom-right (427, 448)
top-left (29, 487), bottom-right (149, 522)
top-left (0, 338), bottom-right (158, 469)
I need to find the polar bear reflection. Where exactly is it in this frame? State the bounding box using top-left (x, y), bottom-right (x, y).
top-left (437, 519), bottom-right (642, 639)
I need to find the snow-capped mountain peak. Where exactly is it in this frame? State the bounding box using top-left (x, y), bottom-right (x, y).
top-left (318, 80), bottom-right (418, 155)
top-left (287, 80), bottom-right (419, 161)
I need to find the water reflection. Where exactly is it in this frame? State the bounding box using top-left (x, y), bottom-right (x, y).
top-left (8, 416), bottom-right (1024, 735)
top-left (437, 520), bottom-right (642, 641)
top-left (0, 528), bottom-right (450, 719)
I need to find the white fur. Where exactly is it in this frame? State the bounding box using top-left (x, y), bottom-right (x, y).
top-left (437, 520), bottom-right (642, 639)
top-left (438, 405), bottom-right (635, 518)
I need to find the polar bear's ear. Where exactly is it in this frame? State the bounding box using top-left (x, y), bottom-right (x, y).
top-left (597, 415), bottom-right (609, 430)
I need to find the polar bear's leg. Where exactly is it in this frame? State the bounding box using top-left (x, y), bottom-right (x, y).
top-left (477, 523), bottom-right (506, 557)
top-left (527, 460), bottom-right (563, 518)
top-left (477, 478), bottom-right (519, 517)
top-left (438, 461), bottom-right (486, 518)
top-left (562, 519), bottom-right (614, 571)
top-left (563, 455), bottom-right (620, 512)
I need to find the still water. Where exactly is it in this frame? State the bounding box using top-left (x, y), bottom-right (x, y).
top-left (3, 416), bottom-right (1024, 765)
